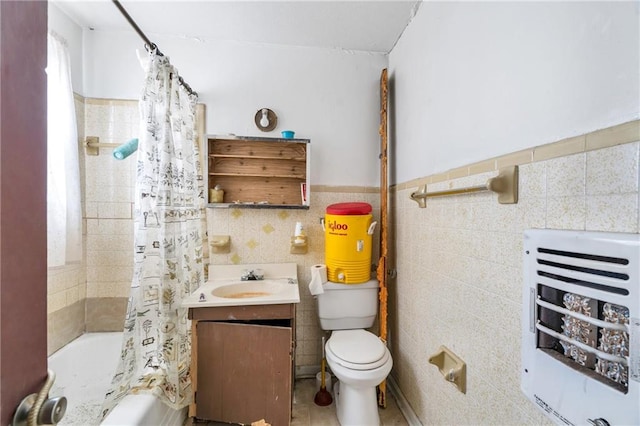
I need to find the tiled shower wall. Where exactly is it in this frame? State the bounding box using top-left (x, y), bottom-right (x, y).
top-left (390, 120), bottom-right (639, 424)
top-left (47, 98), bottom-right (146, 355)
top-left (47, 97), bottom-right (381, 369)
top-left (83, 99), bottom-right (139, 332)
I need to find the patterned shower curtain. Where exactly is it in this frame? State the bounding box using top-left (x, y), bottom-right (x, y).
top-left (101, 51), bottom-right (204, 419)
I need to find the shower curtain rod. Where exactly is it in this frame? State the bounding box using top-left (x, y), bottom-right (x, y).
top-left (111, 0), bottom-right (197, 97)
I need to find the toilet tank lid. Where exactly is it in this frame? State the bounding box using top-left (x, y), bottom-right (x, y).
top-left (326, 202), bottom-right (372, 215)
top-left (328, 330), bottom-right (386, 365)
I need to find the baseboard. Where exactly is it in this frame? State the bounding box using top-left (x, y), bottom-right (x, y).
top-left (387, 375), bottom-right (422, 426)
top-left (295, 364), bottom-right (320, 379)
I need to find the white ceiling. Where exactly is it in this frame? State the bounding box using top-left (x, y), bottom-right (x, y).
top-left (53, 0), bottom-right (421, 53)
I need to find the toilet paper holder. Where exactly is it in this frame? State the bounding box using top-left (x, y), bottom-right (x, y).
top-left (428, 345), bottom-right (466, 394)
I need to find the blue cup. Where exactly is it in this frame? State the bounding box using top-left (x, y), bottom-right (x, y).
top-left (281, 130), bottom-right (295, 139)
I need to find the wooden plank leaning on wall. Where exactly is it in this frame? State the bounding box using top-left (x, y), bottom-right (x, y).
top-left (377, 68), bottom-right (389, 408)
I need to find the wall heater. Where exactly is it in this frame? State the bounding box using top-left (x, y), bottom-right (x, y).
top-left (522, 230), bottom-right (639, 426)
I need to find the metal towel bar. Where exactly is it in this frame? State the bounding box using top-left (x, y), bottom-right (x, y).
top-left (410, 165), bottom-right (518, 208)
top-left (85, 136), bottom-right (123, 156)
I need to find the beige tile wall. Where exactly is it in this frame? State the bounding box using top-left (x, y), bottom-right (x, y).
top-left (47, 266), bottom-right (86, 354)
top-left (84, 99), bottom-right (139, 331)
top-left (390, 120), bottom-right (639, 424)
top-left (48, 97), bottom-right (139, 353)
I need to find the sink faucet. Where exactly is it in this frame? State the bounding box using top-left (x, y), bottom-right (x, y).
top-left (241, 269), bottom-right (264, 281)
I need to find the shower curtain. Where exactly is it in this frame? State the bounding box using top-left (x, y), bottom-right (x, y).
top-left (101, 51), bottom-right (204, 419)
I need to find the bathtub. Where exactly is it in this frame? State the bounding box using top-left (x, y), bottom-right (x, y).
top-left (48, 332), bottom-right (187, 426)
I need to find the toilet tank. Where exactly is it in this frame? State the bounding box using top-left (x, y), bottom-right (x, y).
top-left (316, 279), bottom-right (379, 330)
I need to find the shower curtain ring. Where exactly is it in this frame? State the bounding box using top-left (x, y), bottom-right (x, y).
top-left (144, 42), bottom-right (158, 54)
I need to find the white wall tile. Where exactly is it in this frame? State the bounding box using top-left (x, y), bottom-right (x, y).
top-left (546, 154), bottom-right (586, 197)
top-left (586, 142), bottom-right (639, 195)
top-left (586, 193), bottom-right (639, 232)
top-left (518, 162), bottom-right (546, 199)
top-left (545, 196), bottom-right (586, 230)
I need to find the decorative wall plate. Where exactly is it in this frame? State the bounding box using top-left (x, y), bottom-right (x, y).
top-left (254, 108), bottom-right (277, 132)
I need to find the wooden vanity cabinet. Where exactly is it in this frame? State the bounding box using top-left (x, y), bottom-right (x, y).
top-left (189, 304), bottom-right (296, 426)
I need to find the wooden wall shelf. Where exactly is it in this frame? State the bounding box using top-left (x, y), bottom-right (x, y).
top-left (206, 203), bottom-right (310, 210)
top-left (206, 135), bottom-right (310, 208)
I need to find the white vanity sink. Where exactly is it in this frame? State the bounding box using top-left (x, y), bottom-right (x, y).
top-left (182, 263), bottom-right (300, 308)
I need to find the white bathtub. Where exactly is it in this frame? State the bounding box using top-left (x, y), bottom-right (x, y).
top-left (48, 332), bottom-right (187, 426)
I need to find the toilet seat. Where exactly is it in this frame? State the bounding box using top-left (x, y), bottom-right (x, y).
top-left (326, 330), bottom-right (389, 371)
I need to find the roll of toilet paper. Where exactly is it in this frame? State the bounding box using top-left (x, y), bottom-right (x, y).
top-left (308, 264), bottom-right (327, 295)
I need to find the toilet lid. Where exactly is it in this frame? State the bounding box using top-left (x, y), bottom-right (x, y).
top-left (326, 330), bottom-right (388, 370)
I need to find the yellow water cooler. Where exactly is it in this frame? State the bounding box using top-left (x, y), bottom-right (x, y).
top-left (323, 202), bottom-right (377, 283)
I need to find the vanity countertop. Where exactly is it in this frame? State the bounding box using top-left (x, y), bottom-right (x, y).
top-left (182, 262), bottom-right (300, 308)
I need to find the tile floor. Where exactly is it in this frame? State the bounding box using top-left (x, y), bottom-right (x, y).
top-left (190, 378), bottom-right (409, 425)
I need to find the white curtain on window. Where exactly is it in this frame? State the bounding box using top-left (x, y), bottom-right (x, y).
top-left (47, 32), bottom-right (82, 267)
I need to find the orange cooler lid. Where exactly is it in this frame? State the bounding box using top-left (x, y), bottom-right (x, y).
top-left (326, 202), bottom-right (372, 215)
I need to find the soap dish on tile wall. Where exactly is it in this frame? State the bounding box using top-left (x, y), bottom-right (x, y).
top-left (210, 235), bottom-right (231, 254)
top-left (429, 345), bottom-right (466, 394)
top-left (290, 235), bottom-right (308, 254)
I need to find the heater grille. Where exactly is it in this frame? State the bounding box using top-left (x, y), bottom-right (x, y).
top-left (536, 246), bottom-right (631, 295)
top-left (522, 230), bottom-right (640, 426)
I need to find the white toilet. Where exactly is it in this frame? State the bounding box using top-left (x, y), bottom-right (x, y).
top-left (316, 279), bottom-right (393, 426)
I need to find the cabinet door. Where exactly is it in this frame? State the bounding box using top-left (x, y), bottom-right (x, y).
top-left (196, 321), bottom-right (292, 425)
